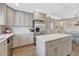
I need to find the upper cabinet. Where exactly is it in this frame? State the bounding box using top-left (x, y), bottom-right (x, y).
top-left (25, 13), bottom-right (33, 26)
top-left (0, 4), bottom-right (6, 25)
top-left (33, 12), bottom-right (46, 21)
top-left (14, 11), bottom-right (25, 26)
top-left (6, 6), bottom-right (15, 25)
top-left (0, 3), bottom-right (33, 26)
top-left (15, 11), bottom-right (33, 26)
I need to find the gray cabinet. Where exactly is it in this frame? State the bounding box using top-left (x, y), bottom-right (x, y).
top-left (0, 4), bottom-right (6, 25)
top-left (6, 6), bottom-right (15, 25)
top-left (0, 40), bottom-right (7, 56)
top-left (33, 12), bottom-right (46, 21)
top-left (14, 11), bottom-right (20, 26)
top-left (13, 33), bottom-right (34, 48)
top-left (36, 36), bottom-right (72, 56)
top-left (14, 11), bottom-right (26, 26)
top-left (25, 13), bottom-right (33, 26)
top-left (13, 35), bottom-right (21, 48)
top-left (46, 37), bottom-right (72, 56)
top-left (0, 4), bottom-right (33, 26)
top-left (14, 11), bottom-right (33, 26)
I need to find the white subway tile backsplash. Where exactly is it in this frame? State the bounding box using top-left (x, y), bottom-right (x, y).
top-left (12, 27), bottom-right (31, 34)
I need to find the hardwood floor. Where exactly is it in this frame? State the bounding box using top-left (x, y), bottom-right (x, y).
top-left (13, 45), bottom-right (36, 56)
top-left (71, 43), bottom-right (79, 56)
top-left (13, 43), bottom-right (79, 56)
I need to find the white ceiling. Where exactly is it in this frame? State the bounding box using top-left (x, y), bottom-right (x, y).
top-left (7, 3), bottom-right (79, 18)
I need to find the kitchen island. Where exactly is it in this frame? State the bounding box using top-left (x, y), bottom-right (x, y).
top-left (0, 33), bottom-right (14, 56)
top-left (36, 33), bottom-right (72, 56)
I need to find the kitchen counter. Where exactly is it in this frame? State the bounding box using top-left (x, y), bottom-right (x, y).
top-left (0, 33), bottom-right (14, 43)
top-left (36, 33), bottom-right (72, 56)
top-left (36, 33), bottom-right (72, 42)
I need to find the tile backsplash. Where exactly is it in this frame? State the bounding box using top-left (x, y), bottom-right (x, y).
top-left (0, 25), bottom-right (32, 34)
top-left (12, 26), bottom-right (31, 34)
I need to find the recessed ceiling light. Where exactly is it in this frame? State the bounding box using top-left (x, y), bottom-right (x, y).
top-left (36, 9), bottom-right (39, 12)
top-left (54, 17), bottom-right (58, 19)
top-left (15, 3), bottom-right (19, 6)
top-left (51, 16), bottom-right (54, 19)
top-left (54, 17), bottom-right (61, 20)
top-left (46, 14), bottom-right (50, 17)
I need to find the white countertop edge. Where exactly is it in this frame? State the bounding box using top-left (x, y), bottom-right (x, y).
top-left (36, 33), bottom-right (72, 42)
top-left (0, 33), bottom-right (14, 43)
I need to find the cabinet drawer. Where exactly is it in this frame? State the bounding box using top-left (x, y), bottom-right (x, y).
top-left (58, 37), bottom-right (72, 45)
top-left (46, 46), bottom-right (58, 56)
top-left (46, 40), bottom-right (57, 48)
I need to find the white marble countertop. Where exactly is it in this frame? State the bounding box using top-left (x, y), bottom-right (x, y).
top-left (0, 33), bottom-right (14, 43)
top-left (36, 33), bottom-right (72, 42)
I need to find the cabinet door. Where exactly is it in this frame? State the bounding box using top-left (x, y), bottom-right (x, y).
top-left (25, 13), bottom-right (33, 26)
top-left (20, 12), bottom-right (25, 26)
top-left (28, 13), bottom-right (33, 26)
top-left (24, 13), bottom-right (29, 26)
top-left (65, 37), bottom-right (72, 55)
top-left (0, 4), bottom-right (5, 25)
top-left (46, 46), bottom-right (58, 56)
top-left (0, 43), bottom-right (3, 56)
top-left (46, 40), bottom-right (58, 56)
top-left (57, 37), bottom-right (72, 56)
top-left (0, 40), bottom-right (7, 56)
top-left (13, 34), bottom-right (26, 48)
top-left (2, 40), bottom-right (7, 56)
top-left (33, 12), bottom-right (46, 21)
top-left (13, 34), bottom-right (34, 48)
top-left (14, 11), bottom-right (20, 26)
top-left (20, 34), bottom-right (34, 46)
top-left (20, 34), bottom-right (28, 46)
top-left (13, 35), bottom-right (21, 48)
top-left (6, 6), bottom-right (15, 25)
top-left (57, 44), bottom-right (65, 56)
top-left (14, 11), bottom-right (25, 26)
top-left (26, 33), bottom-right (34, 44)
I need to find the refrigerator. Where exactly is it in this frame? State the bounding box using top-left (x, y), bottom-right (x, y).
top-left (33, 20), bottom-right (46, 45)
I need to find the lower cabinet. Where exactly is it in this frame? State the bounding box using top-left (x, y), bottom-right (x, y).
top-left (13, 35), bottom-right (21, 48)
top-left (46, 37), bottom-right (72, 56)
top-left (0, 40), bottom-right (7, 56)
top-left (46, 46), bottom-right (58, 56)
top-left (13, 33), bottom-right (34, 48)
top-left (36, 36), bottom-right (72, 56)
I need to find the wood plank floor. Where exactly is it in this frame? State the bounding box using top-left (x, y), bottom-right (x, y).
top-left (13, 45), bottom-right (36, 56)
top-left (13, 43), bottom-right (79, 56)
